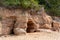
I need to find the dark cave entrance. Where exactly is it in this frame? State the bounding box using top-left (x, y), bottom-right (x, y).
top-left (10, 20), bottom-right (16, 35)
top-left (10, 16), bottom-right (16, 35)
top-left (26, 20), bottom-right (36, 33)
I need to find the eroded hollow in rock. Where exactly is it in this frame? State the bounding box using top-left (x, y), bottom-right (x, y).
top-left (26, 20), bottom-right (36, 33)
top-left (10, 16), bottom-right (16, 35)
top-left (10, 20), bottom-right (16, 35)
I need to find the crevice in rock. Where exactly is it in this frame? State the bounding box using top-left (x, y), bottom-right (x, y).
top-left (10, 16), bottom-right (16, 35)
top-left (51, 22), bottom-right (56, 31)
top-left (10, 20), bottom-right (16, 35)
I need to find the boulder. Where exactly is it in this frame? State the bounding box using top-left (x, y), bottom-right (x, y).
top-left (14, 28), bottom-right (26, 35)
top-left (52, 20), bottom-right (60, 32)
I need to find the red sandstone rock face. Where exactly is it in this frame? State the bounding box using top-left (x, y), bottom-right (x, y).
top-left (0, 7), bottom-right (60, 36)
top-left (51, 17), bottom-right (60, 32)
top-left (37, 9), bottom-right (52, 29)
top-left (52, 21), bottom-right (60, 32)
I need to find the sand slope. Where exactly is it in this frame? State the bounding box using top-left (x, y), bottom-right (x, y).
top-left (0, 32), bottom-right (60, 40)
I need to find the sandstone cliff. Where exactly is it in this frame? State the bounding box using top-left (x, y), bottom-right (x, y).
top-left (0, 7), bottom-right (60, 36)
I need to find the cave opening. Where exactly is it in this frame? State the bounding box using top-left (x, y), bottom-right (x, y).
top-left (26, 20), bottom-right (36, 33)
top-left (10, 20), bottom-right (16, 35)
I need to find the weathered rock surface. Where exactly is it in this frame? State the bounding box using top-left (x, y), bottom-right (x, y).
top-left (52, 21), bottom-right (60, 31)
top-left (51, 17), bottom-right (60, 32)
top-left (37, 8), bottom-right (52, 29)
top-left (0, 7), bottom-right (60, 36)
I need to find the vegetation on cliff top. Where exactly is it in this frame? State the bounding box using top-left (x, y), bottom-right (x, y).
top-left (0, 0), bottom-right (60, 16)
top-left (0, 0), bottom-right (40, 10)
top-left (38, 0), bottom-right (60, 16)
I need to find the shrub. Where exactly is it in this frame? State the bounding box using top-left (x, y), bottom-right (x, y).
top-left (0, 0), bottom-right (40, 10)
top-left (1, 0), bottom-right (20, 6)
top-left (38, 0), bottom-right (60, 16)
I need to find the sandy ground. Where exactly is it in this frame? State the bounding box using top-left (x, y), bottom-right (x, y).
top-left (0, 32), bottom-right (60, 40)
